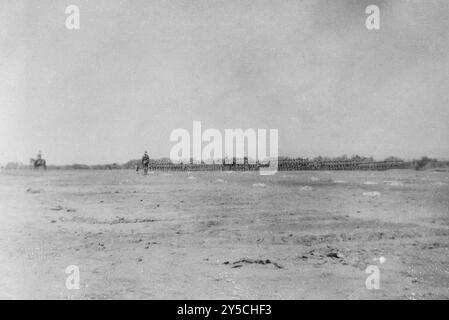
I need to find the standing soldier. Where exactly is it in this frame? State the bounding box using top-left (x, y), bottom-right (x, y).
top-left (141, 151), bottom-right (150, 175)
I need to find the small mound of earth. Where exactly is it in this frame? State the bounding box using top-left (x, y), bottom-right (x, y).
top-left (363, 191), bottom-right (381, 197)
top-left (50, 205), bottom-right (76, 212)
top-left (300, 246), bottom-right (345, 260)
top-left (252, 183), bottom-right (266, 187)
top-left (224, 258), bottom-right (283, 269)
top-left (111, 217), bottom-right (157, 224)
top-left (385, 181), bottom-right (404, 186)
top-left (26, 188), bottom-right (43, 194)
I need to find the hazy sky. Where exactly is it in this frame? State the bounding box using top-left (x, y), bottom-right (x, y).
top-left (1, 0), bottom-right (448, 165)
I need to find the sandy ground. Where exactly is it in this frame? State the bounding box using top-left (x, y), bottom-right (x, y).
top-left (0, 169), bottom-right (448, 299)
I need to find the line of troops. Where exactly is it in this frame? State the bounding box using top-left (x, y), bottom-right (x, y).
top-left (277, 159), bottom-right (406, 171)
top-left (140, 152), bottom-right (406, 172)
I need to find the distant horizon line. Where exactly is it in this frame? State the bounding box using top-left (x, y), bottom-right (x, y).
top-left (2, 155), bottom-right (449, 167)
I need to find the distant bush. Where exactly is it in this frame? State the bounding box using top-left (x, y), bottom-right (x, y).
top-left (68, 164), bottom-right (91, 170)
top-left (4, 162), bottom-right (27, 169)
top-left (413, 156), bottom-right (449, 170)
top-left (122, 159), bottom-right (140, 169)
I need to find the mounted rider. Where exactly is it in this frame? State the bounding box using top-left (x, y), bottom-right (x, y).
top-left (31, 150), bottom-right (46, 169)
top-left (36, 150), bottom-right (44, 166)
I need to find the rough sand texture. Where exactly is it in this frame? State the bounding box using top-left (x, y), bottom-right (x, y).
top-left (0, 170), bottom-right (448, 299)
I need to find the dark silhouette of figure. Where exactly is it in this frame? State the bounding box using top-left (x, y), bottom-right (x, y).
top-left (30, 150), bottom-right (46, 169)
top-left (141, 151), bottom-right (150, 175)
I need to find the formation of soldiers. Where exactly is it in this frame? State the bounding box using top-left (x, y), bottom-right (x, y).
top-left (30, 150), bottom-right (406, 173)
top-left (277, 158), bottom-right (406, 171)
top-left (136, 155), bottom-right (406, 172)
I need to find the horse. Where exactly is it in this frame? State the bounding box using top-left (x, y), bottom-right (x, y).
top-left (30, 158), bottom-right (47, 170)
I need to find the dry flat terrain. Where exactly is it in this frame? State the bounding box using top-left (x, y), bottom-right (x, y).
top-left (0, 169), bottom-right (448, 299)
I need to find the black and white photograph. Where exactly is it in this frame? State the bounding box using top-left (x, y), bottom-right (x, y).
top-left (0, 0), bottom-right (449, 303)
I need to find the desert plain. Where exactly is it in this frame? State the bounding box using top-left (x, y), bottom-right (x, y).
top-left (0, 169), bottom-right (448, 299)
